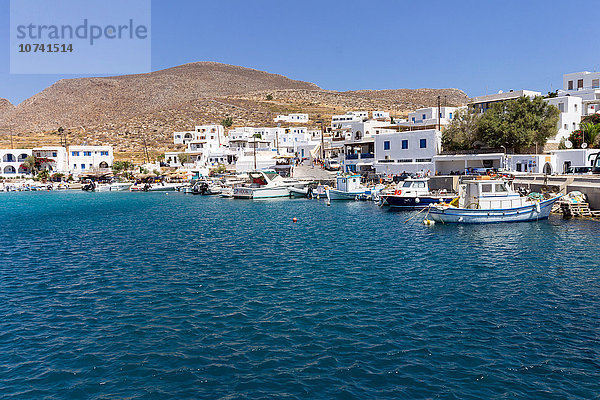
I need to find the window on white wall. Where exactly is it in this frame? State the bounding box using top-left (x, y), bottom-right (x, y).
top-left (593, 79), bottom-right (600, 89)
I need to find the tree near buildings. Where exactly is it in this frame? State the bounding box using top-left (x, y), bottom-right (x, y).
top-left (441, 108), bottom-right (481, 151)
top-left (476, 96), bottom-right (559, 152)
top-left (178, 153), bottom-right (191, 165)
top-left (221, 117), bottom-right (233, 128)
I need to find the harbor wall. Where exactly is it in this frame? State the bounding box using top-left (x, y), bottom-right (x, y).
top-left (511, 175), bottom-right (600, 210)
top-left (431, 175), bottom-right (600, 210)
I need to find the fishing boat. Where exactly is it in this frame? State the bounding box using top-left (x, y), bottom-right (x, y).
top-left (427, 178), bottom-right (562, 224)
top-left (327, 174), bottom-right (371, 200)
top-left (379, 178), bottom-right (455, 209)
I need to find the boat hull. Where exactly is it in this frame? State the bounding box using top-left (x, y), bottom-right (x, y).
top-left (95, 183), bottom-right (132, 192)
top-left (288, 187), bottom-right (308, 198)
top-left (382, 194), bottom-right (455, 209)
top-left (233, 186), bottom-right (290, 199)
top-left (327, 189), bottom-right (369, 200)
top-left (428, 196), bottom-right (560, 224)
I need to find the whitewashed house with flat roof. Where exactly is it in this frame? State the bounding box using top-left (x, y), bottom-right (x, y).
top-left (398, 106), bottom-right (460, 130)
top-left (331, 111), bottom-right (368, 127)
top-left (331, 118), bottom-right (395, 174)
top-left (373, 129), bottom-right (441, 175)
top-left (544, 96), bottom-right (582, 143)
top-left (1, 149), bottom-right (32, 176)
top-left (68, 146), bottom-right (113, 173)
top-left (560, 71), bottom-right (600, 115)
top-left (32, 146), bottom-right (68, 173)
top-left (470, 90), bottom-right (541, 113)
top-left (273, 113), bottom-right (309, 123)
top-left (372, 111), bottom-right (390, 120)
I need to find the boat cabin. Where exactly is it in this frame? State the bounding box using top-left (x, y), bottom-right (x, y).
top-left (336, 175), bottom-right (362, 192)
top-left (459, 179), bottom-right (526, 209)
top-left (395, 178), bottom-right (430, 197)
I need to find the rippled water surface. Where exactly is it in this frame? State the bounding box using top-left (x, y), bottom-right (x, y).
top-left (1, 191), bottom-right (599, 399)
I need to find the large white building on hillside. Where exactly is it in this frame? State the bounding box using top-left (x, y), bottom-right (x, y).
top-left (273, 113), bottom-right (309, 123)
top-left (470, 90), bottom-right (541, 113)
top-left (560, 71), bottom-right (600, 116)
top-left (398, 106), bottom-right (460, 130)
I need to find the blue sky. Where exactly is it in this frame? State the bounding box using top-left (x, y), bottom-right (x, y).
top-left (1, 0), bottom-right (599, 105)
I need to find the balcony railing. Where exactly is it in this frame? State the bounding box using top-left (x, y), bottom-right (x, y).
top-left (346, 154), bottom-right (359, 160)
top-left (360, 153), bottom-right (374, 159)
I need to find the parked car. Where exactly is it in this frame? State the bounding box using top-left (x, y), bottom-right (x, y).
top-left (566, 166), bottom-right (593, 174)
top-left (324, 159), bottom-right (340, 171)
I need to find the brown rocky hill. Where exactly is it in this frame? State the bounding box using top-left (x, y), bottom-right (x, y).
top-left (0, 62), bottom-right (470, 158)
top-left (0, 98), bottom-right (14, 115)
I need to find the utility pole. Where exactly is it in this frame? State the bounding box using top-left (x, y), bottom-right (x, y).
top-left (9, 120), bottom-right (14, 149)
top-left (276, 123), bottom-right (280, 155)
top-left (253, 137), bottom-right (257, 170)
top-left (437, 96), bottom-right (441, 131)
top-left (317, 118), bottom-right (325, 160)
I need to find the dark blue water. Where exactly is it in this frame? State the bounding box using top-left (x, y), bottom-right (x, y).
top-left (1, 192), bottom-right (599, 399)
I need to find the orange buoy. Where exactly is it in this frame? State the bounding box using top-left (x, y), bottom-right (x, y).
top-left (292, 217), bottom-right (298, 223)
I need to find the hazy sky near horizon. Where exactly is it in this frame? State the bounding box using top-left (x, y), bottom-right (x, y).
top-left (1, 0), bottom-right (599, 105)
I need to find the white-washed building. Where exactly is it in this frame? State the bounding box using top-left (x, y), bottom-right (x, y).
top-left (433, 153), bottom-right (504, 175)
top-left (1, 149), bottom-right (32, 176)
top-left (273, 113), bottom-right (309, 123)
top-left (551, 149), bottom-right (598, 173)
top-left (331, 111), bottom-right (368, 127)
top-left (398, 106), bottom-right (460, 130)
top-left (544, 96), bottom-right (582, 143)
top-left (560, 71), bottom-right (600, 116)
top-left (331, 119), bottom-right (394, 174)
top-left (68, 145), bottom-right (113, 173)
top-left (470, 90), bottom-right (542, 113)
top-left (505, 154), bottom-right (556, 174)
top-left (373, 129), bottom-right (441, 175)
top-left (372, 111), bottom-right (390, 121)
top-left (32, 146), bottom-right (68, 173)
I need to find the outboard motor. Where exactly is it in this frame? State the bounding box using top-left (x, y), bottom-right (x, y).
top-left (200, 182), bottom-right (209, 195)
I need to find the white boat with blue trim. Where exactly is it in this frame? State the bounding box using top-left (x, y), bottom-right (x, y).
top-left (427, 178), bottom-right (562, 224)
top-left (327, 174), bottom-right (371, 200)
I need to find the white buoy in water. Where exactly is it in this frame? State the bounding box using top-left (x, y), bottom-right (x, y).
top-left (423, 219), bottom-right (435, 226)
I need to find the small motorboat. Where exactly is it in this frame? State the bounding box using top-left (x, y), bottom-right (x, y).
top-left (232, 171), bottom-right (293, 199)
top-left (192, 181), bottom-right (222, 195)
top-left (327, 174), bottom-right (371, 200)
top-left (379, 178), bottom-right (455, 209)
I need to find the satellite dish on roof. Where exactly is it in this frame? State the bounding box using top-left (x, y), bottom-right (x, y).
top-left (565, 140), bottom-right (573, 148)
top-left (582, 142), bottom-right (588, 149)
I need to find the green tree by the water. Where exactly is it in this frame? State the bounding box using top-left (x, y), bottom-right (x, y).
top-left (442, 96), bottom-right (559, 152)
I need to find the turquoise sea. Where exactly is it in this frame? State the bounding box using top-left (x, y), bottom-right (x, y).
top-left (0, 191), bottom-right (599, 399)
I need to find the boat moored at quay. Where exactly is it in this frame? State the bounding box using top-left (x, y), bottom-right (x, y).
top-left (379, 177), bottom-right (455, 209)
top-left (232, 170), bottom-right (306, 199)
top-left (427, 178), bottom-right (562, 224)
